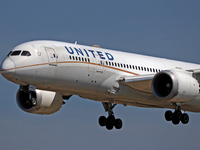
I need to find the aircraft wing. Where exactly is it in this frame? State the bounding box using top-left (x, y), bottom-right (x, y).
top-left (188, 69), bottom-right (200, 74)
top-left (119, 74), bottom-right (155, 94)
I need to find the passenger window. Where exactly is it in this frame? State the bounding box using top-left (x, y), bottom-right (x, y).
top-left (69, 56), bottom-right (72, 59)
top-left (11, 50), bottom-right (21, 56)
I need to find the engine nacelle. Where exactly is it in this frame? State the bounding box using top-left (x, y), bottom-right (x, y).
top-left (152, 70), bottom-right (199, 102)
top-left (16, 88), bottom-right (63, 114)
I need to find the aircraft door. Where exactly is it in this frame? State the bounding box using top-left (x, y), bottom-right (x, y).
top-left (45, 47), bottom-right (57, 66)
top-left (94, 53), bottom-right (104, 73)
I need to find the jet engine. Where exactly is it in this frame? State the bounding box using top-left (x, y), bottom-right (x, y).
top-left (16, 88), bottom-right (63, 114)
top-left (152, 70), bottom-right (199, 102)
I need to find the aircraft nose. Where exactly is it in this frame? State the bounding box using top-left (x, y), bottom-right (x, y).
top-left (0, 57), bottom-right (16, 80)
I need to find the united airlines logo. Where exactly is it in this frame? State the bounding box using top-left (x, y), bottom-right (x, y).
top-left (65, 46), bottom-right (114, 60)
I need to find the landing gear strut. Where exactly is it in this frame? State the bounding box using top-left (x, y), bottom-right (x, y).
top-left (98, 102), bottom-right (123, 130)
top-left (165, 105), bottom-right (189, 125)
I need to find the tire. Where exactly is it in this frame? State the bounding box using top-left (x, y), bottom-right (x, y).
top-left (114, 119), bottom-right (122, 129)
top-left (106, 115), bottom-right (115, 130)
top-left (181, 113), bottom-right (189, 124)
top-left (165, 110), bottom-right (173, 121)
top-left (172, 110), bottom-right (182, 125)
top-left (107, 115), bottom-right (115, 125)
top-left (174, 110), bottom-right (182, 120)
top-left (172, 116), bottom-right (180, 125)
top-left (99, 116), bottom-right (107, 127)
top-left (106, 122), bottom-right (113, 130)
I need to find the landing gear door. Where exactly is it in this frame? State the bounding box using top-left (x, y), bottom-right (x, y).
top-left (45, 47), bottom-right (57, 66)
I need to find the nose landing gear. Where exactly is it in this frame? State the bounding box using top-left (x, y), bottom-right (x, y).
top-left (165, 105), bottom-right (189, 125)
top-left (98, 102), bottom-right (123, 130)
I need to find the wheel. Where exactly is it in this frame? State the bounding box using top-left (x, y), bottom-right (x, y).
top-left (165, 110), bottom-right (173, 121)
top-left (99, 116), bottom-right (107, 127)
top-left (172, 110), bottom-right (182, 125)
top-left (181, 113), bottom-right (189, 124)
top-left (172, 116), bottom-right (180, 125)
top-left (106, 122), bottom-right (114, 130)
top-left (114, 119), bottom-right (122, 129)
top-left (106, 115), bottom-right (115, 130)
top-left (174, 110), bottom-right (182, 120)
top-left (107, 115), bottom-right (115, 125)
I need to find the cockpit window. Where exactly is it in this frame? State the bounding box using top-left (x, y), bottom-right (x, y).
top-left (21, 51), bottom-right (31, 56)
top-left (10, 50), bottom-right (21, 56)
top-left (8, 50), bottom-right (31, 56)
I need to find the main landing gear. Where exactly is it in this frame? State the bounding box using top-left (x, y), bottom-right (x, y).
top-left (165, 105), bottom-right (189, 125)
top-left (98, 102), bottom-right (123, 130)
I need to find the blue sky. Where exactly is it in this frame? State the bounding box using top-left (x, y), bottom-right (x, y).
top-left (1, 0), bottom-right (200, 150)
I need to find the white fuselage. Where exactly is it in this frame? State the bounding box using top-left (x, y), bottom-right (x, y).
top-left (2, 40), bottom-right (200, 112)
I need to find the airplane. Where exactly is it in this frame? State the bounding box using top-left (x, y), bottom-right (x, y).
top-left (1, 40), bottom-right (200, 130)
